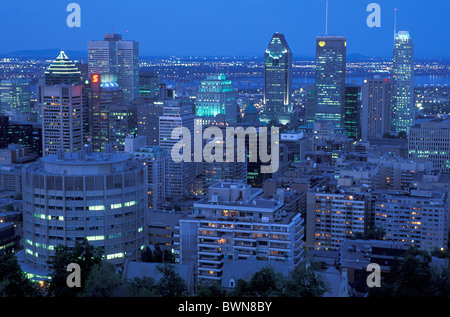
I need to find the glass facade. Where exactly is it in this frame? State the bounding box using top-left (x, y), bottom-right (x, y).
top-left (392, 31), bottom-right (414, 135)
top-left (315, 36), bottom-right (347, 128)
top-left (261, 33), bottom-right (293, 125)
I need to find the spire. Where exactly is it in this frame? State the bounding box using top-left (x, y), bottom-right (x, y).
top-left (56, 50), bottom-right (69, 61)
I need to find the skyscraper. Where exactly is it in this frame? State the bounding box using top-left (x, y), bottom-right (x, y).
top-left (344, 83), bottom-right (361, 140)
top-left (315, 36), bottom-right (347, 127)
top-left (88, 33), bottom-right (139, 102)
top-left (90, 73), bottom-right (124, 152)
top-left (41, 85), bottom-right (84, 156)
top-left (195, 74), bottom-right (237, 125)
top-left (391, 31), bottom-right (414, 135)
top-left (360, 77), bottom-right (392, 141)
top-left (261, 33), bottom-right (293, 125)
top-left (0, 78), bottom-right (31, 114)
top-left (44, 51), bottom-right (82, 86)
top-left (408, 119), bottom-right (450, 172)
top-left (159, 100), bottom-right (196, 198)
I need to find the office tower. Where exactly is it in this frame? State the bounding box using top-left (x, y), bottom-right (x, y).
top-left (374, 187), bottom-right (449, 252)
top-left (305, 86), bottom-right (316, 125)
top-left (0, 78), bottom-right (31, 114)
top-left (360, 77), bottom-right (392, 141)
top-left (0, 115), bottom-right (8, 149)
top-left (40, 85), bottom-right (84, 157)
top-left (159, 100), bottom-right (196, 198)
top-left (136, 102), bottom-right (164, 146)
top-left (179, 180), bottom-right (304, 284)
top-left (109, 104), bottom-right (137, 152)
top-left (133, 146), bottom-right (169, 210)
top-left (21, 149), bottom-right (147, 276)
top-left (391, 31), bottom-right (414, 135)
top-left (90, 73), bottom-right (124, 152)
top-left (408, 119), bottom-right (450, 172)
top-left (344, 83), bottom-right (361, 140)
top-left (139, 72), bottom-right (160, 99)
top-left (88, 33), bottom-right (139, 102)
top-left (201, 125), bottom-right (248, 193)
top-left (195, 74), bottom-right (237, 125)
top-left (315, 36), bottom-right (347, 127)
top-left (44, 51), bottom-right (82, 86)
top-left (368, 156), bottom-right (432, 191)
top-left (6, 121), bottom-right (42, 157)
top-left (261, 33), bottom-right (293, 125)
top-left (280, 132), bottom-right (309, 163)
top-left (306, 181), bottom-right (370, 250)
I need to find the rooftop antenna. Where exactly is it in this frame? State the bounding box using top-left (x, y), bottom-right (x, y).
top-left (394, 8), bottom-right (397, 38)
top-left (325, 0), bottom-right (329, 36)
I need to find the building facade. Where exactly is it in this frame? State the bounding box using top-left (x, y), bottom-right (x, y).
top-left (391, 31), bottom-right (414, 135)
top-left (88, 33), bottom-right (139, 102)
top-left (315, 36), bottom-right (347, 128)
top-left (41, 85), bottom-right (84, 157)
top-left (22, 150), bottom-right (147, 274)
top-left (261, 33), bottom-right (293, 125)
top-left (178, 181), bottom-right (304, 284)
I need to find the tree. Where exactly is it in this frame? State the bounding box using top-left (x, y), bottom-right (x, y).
top-left (196, 281), bottom-right (226, 297)
top-left (152, 245), bottom-right (163, 263)
top-left (369, 247), bottom-right (437, 297)
top-left (284, 263), bottom-right (330, 297)
top-left (81, 261), bottom-right (123, 297)
top-left (231, 266), bottom-right (285, 297)
top-left (0, 253), bottom-right (42, 297)
top-left (47, 239), bottom-right (103, 297)
top-left (154, 263), bottom-right (188, 297)
top-left (126, 277), bottom-right (158, 297)
top-left (141, 246), bottom-right (153, 263)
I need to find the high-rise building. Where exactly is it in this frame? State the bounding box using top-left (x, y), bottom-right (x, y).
top-left (21, 149), bottom-right (147, 277)
top-left (306, 180), bottom-right (370, 250)
top-left (178, 180), bottom-right (304, 284)
top-left (89, 73), bottom-right (124, 152)
top-left (159, 100), bottom-right (196, 198)
top-left (315, 36), bottom-right (347, 127)
top-left (109, 104), bottom-right (137, 152)
top-left (40, 85), bottom-right (84, 156)
top-left (136, 101), bottom-right (165, 146)
top-left (133, 146), bottom-right (169, 210)
top-left (344, 83), bottom-right (361, 140)
top-left (139, 72), bottom-right (160, 99)
top-left (408, 119), bottom-right (450, 172)
top-left (88, 33), bottom-right (139, 102)
top-left (360, 77), bottom-right (392, 141)
top-left (0, 78), bottom-right (31, 114)
top-left (44, 51), bottom-right (82, 86)
top-left (374, 187), bottom-right (449, 252)
top-left (261, 33), bottom-right (293, 125)
top-left (391, 31), bottom-right (414, 135)
top-left (195, 74), bottom-right (237, 125)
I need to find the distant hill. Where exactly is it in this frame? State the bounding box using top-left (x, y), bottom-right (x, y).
top-left (1, 49), bottom-right (87, 59)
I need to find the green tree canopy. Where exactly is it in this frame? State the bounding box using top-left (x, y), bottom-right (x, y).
top-left (46, 239), bottom-right (103, 297)
top-left (0, 253), bottom-right (42, 297)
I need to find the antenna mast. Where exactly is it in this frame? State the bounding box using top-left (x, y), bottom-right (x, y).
top-left (394, 8), bottom-right (397, 38)
top-left (325, 0), bottom-right (329, 36)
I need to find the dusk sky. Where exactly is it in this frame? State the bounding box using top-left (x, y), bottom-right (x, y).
top-left (1, 0), bottom-right (449, 58)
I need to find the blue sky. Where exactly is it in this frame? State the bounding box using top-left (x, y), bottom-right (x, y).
top-left (1, 0), bottom-right (449, 58)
